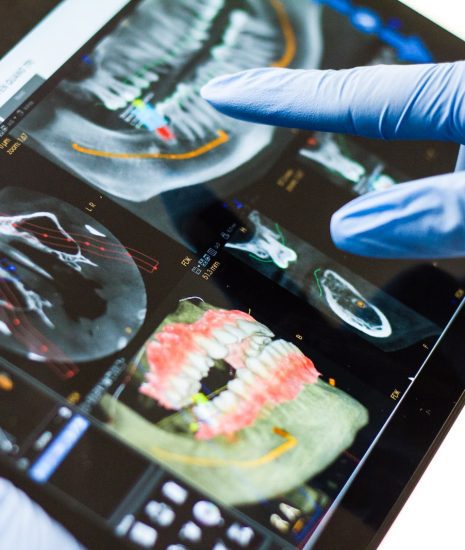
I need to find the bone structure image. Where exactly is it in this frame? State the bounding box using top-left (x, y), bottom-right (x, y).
top-left (20, 0), bottom-right (323, 207)
top-left (225, 210), bottom-right (439, 351)
top-left (299, 132), bottom-right (398, 194)
top-left (225, 210), bottom-right (297, 269)
top-left (102, 299), bottom-right (368, 505)
top-left (319, 269), bottom-right (392, 338)
top-left (0, 187), bottom-right (147, 365)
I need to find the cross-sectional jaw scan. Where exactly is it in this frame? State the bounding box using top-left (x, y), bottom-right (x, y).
top-left (0, 187), bottom-right (146, 364)
top-left (102, 299), bottom-right (368, 505)
top-left (225, 210), bottom-right (439, 351)
top-left (21, 0), bottom-right (323, 203)
top-left (225, 211), bottom-right (297, 269)
top-left (318, 269), bottom-right (392, 339)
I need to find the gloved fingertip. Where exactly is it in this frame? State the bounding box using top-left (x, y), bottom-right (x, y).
top-left (200, 68), bottom-right (298, 124)
top-left (330, 199), bottom-right (390, 257)
top-left (200, 74), bottom-right (234, 103)
top-left (330, 206), bottom-right (359, 255)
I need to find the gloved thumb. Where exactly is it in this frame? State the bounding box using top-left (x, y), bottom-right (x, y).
top-left (331, 170), bottom-right (465, 258)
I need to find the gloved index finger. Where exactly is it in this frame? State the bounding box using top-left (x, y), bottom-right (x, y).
top-left (201, 62), bottom-right (465, 144)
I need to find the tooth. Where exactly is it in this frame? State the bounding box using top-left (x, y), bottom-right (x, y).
top-left (227, 378), bottom-right (247, 397)
top-left (212, 391), bottom-right (237, 412)
top-left (251, 335), bottom-right (272, 347)
top-left (222, 324), bottom-right (245, 341)
top-left (180, 108), bottom-right (207, 140)
top-left (182, 94), bottom-right (217, 135)
top-left (188, 353), bottom-right (211, 374)
top-left (169, 376), bottom-right (192, 397)
top-left (237, 368), bottom-right (255, 385)
top-left (196, 337), bottom-right (228, 360)
top-left (245, 347), bottom-right (261, 358)
top-left (128, 74), bottom-right (150, 90)
top-left (223, 11), bottom-right (248, 46)
top-left (265, 345), bottom-right (283, 360)
top-left (272, 340), bottom-right (289, 355)
top-left (142, 69), bottom-right (159, 83)
top-left (158, 101), bottom-right (196, 141)
top-left (193, 402), bottom-right (216, 422)
top-left (246, 357), bottom-right (269, 378)
top-left (194, 95), bottom-right (225, 126)
top-left (165, 389), bottom-right (185, 407)
top-left (175, 85), bottom-right (209, 139)
top-left (259, 350), bottom-right (278, 369)
top-left (82, 81), bottom-right (126, 110)
top-left (212, 329), bottom-right (237, 345)
top-left (107, 77), bottom-right (139, 102)
top-left (237, 320), bottom-right (274, 337)
top-left (182, 365), bottom-right (201, 380)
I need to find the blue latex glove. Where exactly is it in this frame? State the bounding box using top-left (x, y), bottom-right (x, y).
top-left (0, 478), bottom-right (84, 550)
top-left (201, 63), bottom-right (465, 259)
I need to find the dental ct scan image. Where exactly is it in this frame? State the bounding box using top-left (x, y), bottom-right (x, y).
top-left (20, 0), bottom-right (322, 245)
top-left (0, 186), bottom-right (147, 365)
top-left (2, 0), bottom-right (465, 549)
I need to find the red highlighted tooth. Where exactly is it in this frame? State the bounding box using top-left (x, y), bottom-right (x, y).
top-left (156, 125), bottom-right (175, 141)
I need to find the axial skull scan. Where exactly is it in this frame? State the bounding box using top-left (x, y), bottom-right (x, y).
top-left (101, 299), bottom-right (368, 505)
top-left (20, 0), bottom-right (323, 208)
top-left (0, 187), bottom-right (147, 364)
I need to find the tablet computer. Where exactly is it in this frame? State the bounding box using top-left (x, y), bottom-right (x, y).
top-left (1, 1), bottom-right (465, 548)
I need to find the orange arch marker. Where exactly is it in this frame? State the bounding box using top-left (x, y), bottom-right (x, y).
top-left (271, 0), bottom-right (297, 68)
top-left (72, 130), bottom-right (229, 160)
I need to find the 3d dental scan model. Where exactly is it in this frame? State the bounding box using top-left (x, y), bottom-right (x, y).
top-left (225, 210), bottom-right (439, 351)
top-left (0, 187), bottom-right (147, 366)
top-left (20, 0), bottom-right (323, 243)
top-left (101, 298), bottom-right (368, 506)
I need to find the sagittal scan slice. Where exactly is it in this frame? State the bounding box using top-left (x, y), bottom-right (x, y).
top-left (0, 187), bottom-right (147, 363)
top-left (102, 299), bottom-right (368, 505)
top-left (299, 132), bottom-right (398, 195)
top-left (21, 0), bottom-right (323, 203)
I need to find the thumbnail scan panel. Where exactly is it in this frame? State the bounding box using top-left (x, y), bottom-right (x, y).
top-left (225, 209), bottom-right (439, 352)
top-left (0, 150), bottom-right (176, 398)
top-left (20, 0), bottom-right (322, 214)
top-left (0, 186), bottom-right (146, 365)
top-left (299, 132), bottom-right (403, 196)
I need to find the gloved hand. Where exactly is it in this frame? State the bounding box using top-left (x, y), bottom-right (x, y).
top-left (201, 62), bottom-right (465, 259)
top-left (0, 478), bottom-right (84, 550)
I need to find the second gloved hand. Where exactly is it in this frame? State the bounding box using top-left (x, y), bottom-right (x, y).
top-left (201, 62), bottom-right (465, 259)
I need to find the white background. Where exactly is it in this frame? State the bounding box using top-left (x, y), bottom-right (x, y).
top-left (400, 0), bottom-right (465, 40)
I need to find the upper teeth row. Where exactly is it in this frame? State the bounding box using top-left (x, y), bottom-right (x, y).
top-left (193, 339), bottom-right (299, 428)
top-left (68, 0), bottom-right (226, 111)
top-left (150, 318), bottom-right (274, 409)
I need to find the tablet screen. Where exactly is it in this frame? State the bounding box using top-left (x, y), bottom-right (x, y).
top-left (1, 1), bottom-right (464, 548)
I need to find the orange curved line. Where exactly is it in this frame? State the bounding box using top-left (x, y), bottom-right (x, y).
top-left (271, 0), bottom-right (297, 68)
top-left (150, 427), bottom-right (297, 468)
top-left (71, 1), bottom-right (294, 161)
top-left (72, 130), bottom-right (229, 160)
